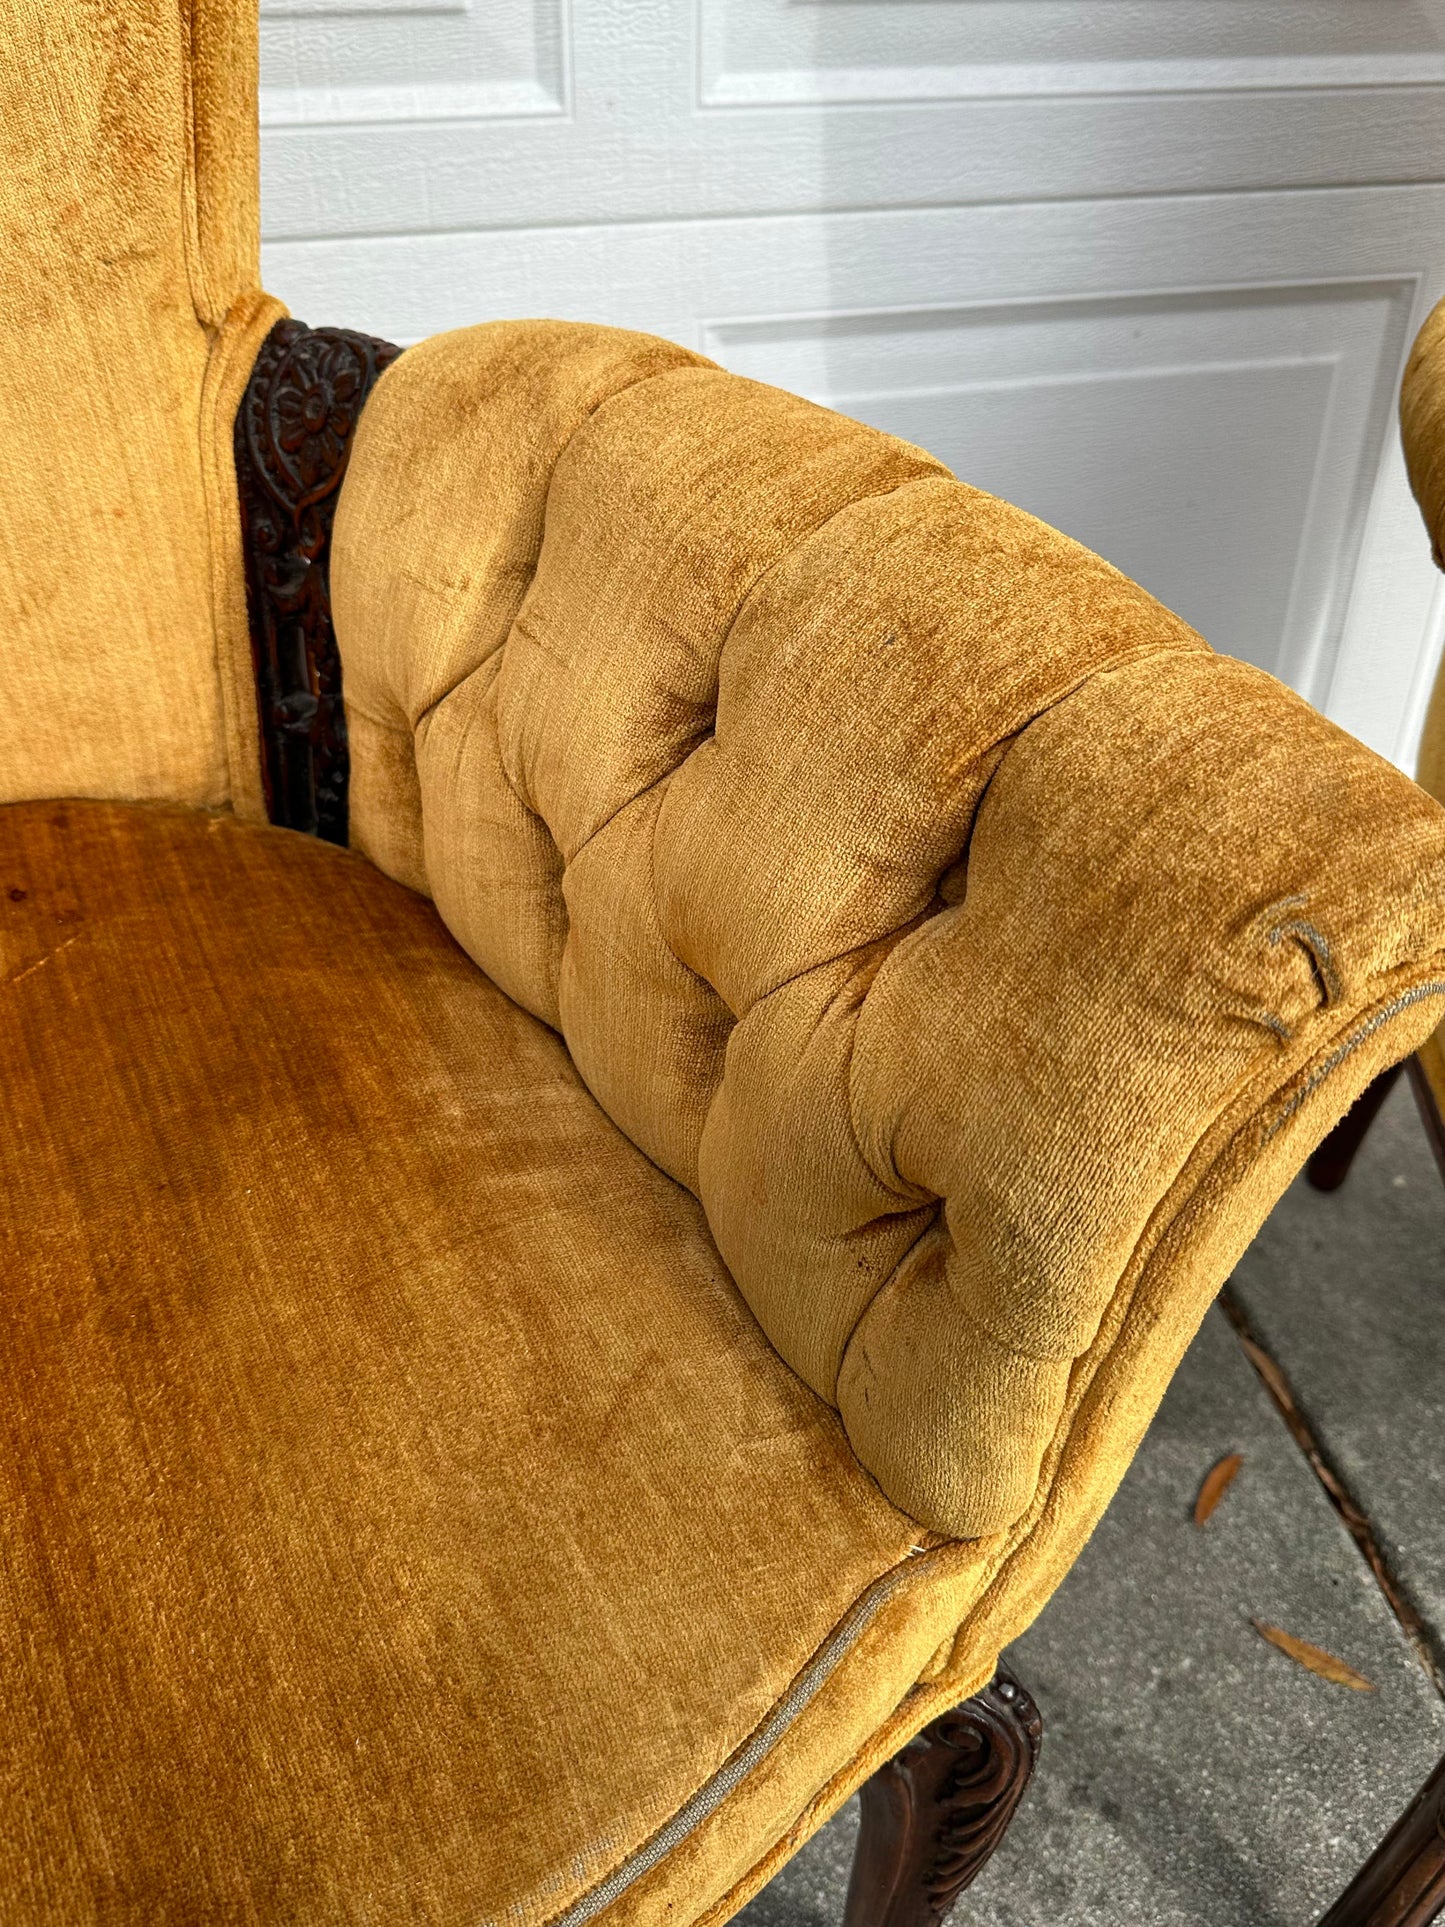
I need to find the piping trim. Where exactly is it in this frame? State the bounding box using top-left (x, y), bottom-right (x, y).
top-left (523, 1552), bottom-right (928, 1927)
top-left (1263, 979), bottom-right (1445, 1140)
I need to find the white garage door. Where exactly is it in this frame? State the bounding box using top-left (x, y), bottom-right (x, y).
top-left (259, 0), bottom-right (1445, 766)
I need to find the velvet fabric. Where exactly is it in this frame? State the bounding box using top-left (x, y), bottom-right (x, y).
top-left (0, 0), bottom-right (279, 817)
top-left (8, 8), bottom-right (1445, 1917)
top-left (0, 799), bottom-right (968, 1924)
top-left (335, 319), bottom-right (1445, 1541)
top-left (6, 801), bottom-right (1436, 1926)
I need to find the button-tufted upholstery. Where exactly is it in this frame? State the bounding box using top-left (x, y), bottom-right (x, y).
top-left (9, 4), bottom-right (1445, 1911)
top-left (334, 319), bottom-right (1445, 1539)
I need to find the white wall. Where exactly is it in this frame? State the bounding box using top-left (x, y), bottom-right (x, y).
top-left (259, 0), bottom-right (1445, 768)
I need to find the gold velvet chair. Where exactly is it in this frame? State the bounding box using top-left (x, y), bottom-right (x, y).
top-left (6, 6), bottom-right (1445, 1923)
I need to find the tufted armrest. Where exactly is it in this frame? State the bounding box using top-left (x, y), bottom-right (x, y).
top-left (331, 320), bottom-right (1445, 1540)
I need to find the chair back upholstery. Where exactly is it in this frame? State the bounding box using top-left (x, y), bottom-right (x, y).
top-left (334, 321), bottom-right (1445, 1539)
top-left (0, 0), bottom-right (271, 812)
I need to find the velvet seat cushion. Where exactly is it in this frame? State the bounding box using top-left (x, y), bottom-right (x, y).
top-left (0, 800), bottom-right (966, 1926)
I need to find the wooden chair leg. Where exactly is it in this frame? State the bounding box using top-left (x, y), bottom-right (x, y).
top-left (844, 1663), bottom-right (1041, 1927)
top-left (1407, 1055), bottom-right (1445, 1189)
top-left (1316, 1752), bottom-right (1445, 1926)
top-left (1306, 1060), bottom-right (1405, 1192)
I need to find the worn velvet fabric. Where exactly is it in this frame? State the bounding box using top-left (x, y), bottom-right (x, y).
top-left (335, 319), bottom-right (1445, 1541)
top-left (0, 0), bottom-right (279, 816)
top-left (0, 800), bottom-right (963, 1923)
top-left (8, 5), bottom-right (1445, 1915)
top-left (4, 799), bottom-right (1440, 1926)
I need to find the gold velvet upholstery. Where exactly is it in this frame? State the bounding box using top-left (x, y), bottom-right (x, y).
top-left (7, 4), bottom-right (1445, 1921)
top-left (336, 319), bottom-right (1445, 1540)
top-left (0, 799), bottom-right (985, 1924)
top-left (0, 0), bottom-right (278, 817)
top-left (5, 798), bottom-right (1441, 1926)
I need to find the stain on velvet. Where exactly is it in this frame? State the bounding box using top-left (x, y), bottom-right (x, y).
top-left (0, 798), bottom-right (940, 1926)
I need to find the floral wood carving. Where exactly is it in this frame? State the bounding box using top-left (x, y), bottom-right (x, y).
top-left (844, 1665), bottom-right (1043, 1927)
top-left (235, 319), bottom-right (402, 844)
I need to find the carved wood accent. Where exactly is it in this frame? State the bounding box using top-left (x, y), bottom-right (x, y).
top-left (1318, 1751), bottom-right (1445, 1927)
top-left (235, 319), bottom-right (401, 844)
top-left (844, 1664), bottom-right (1042, 1927)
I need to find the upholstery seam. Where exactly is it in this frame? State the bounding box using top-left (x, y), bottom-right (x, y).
top-left (201, 291), bottom-right (293, 818)
top-left (688, 1661), bottom-right (993, 1927)
top-left (404, 360), bottom-right (718, 749)
top-left (517, 1543), bottom-right (950, 1927)
top-left (729, 639), bottom-right (1205, 1034)
top-left (512, 465), bottom-right (950, 886)
top-left (345, 696), bottom-right (414, 735)
top-left (656, 982), bottom-right (1445, 1922)
top-left (1262, 979), bottom-right (1445, 1139)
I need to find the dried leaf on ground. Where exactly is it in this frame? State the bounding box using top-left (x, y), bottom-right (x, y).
top-left (1194, 1452), bottom-right (1244, 1525)
top-left (1251, 1620), bottom-right (1376, 1691)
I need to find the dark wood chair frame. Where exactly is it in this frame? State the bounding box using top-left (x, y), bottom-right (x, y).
top-left (235, 318), bottom-right (1445, 1927)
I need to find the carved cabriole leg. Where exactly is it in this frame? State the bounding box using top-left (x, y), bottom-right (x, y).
top-left (1316, 1752), bottom-right (1445, 1927)
top-left (844, 1664), bottom-right (1041, 1927)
